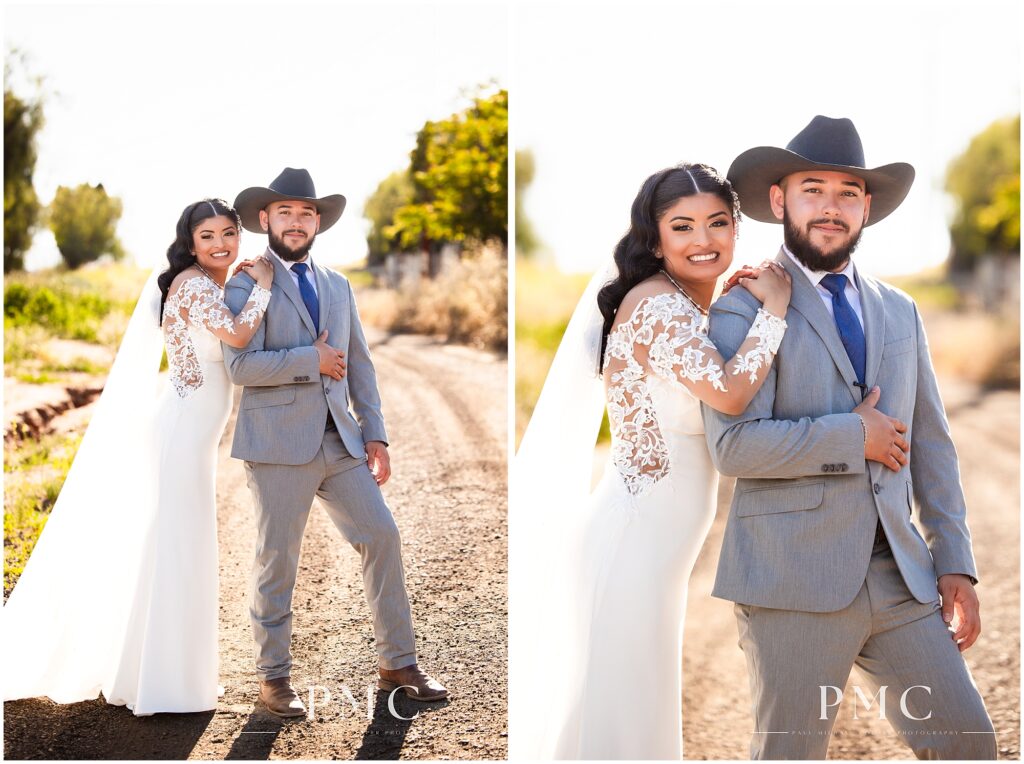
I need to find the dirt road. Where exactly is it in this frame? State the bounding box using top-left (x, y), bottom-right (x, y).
top-left (682, 378), bottom-right (1020, 760)
top-left (4, 331), bottom-right (508, 760)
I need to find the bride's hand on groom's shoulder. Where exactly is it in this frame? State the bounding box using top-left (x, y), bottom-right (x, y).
top-left (938, 574), bottom-right (981, 652)
top-left (238, 257), bottom-right (274, 290)
top-left (722, 262), bottom-right (791, 317)
top-left (365, 441), bottom-right (391, 486)
top-left (722, 264), bottom-right (757, 295)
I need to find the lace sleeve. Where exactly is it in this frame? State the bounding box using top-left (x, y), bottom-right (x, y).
top-left (602, 291), bottom-right (787, 496)
top-left (638, 292), bottom-right (787, 414)
top-left (162, 275), bottom-right (272, 398)
top-left (179, 276), bottom-right (271, 345)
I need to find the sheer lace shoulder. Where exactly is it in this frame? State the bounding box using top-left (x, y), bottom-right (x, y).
top-left (162, 274), bottom-right (270, 398)
top-left (602, 291), bottom-right (717, 497)
top-left (601, 288), bottom-right (787, 496)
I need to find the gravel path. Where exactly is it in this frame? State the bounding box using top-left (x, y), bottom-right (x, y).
top-left (4, 331), bottom-right (508, 760)
top-left (681, 378), bottom-right (1020, 760)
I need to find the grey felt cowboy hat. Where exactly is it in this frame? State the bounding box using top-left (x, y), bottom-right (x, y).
top-left (233, 167), bottom-right (347, 234)
top-left (727, 116), bottom-right (915, 226)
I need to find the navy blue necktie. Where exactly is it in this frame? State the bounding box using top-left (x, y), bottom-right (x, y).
top-left (820, 273), bottom-right (866, 385)
top-left (291, 262), bottom-right (320, 333)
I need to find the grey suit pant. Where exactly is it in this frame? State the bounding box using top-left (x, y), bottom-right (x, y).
top-left (244, 428), bottom-right (417, 680)
top-left (735, 537), bottom-right (996, 760)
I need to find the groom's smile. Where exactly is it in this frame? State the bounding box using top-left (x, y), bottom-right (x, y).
top-left (770, 170), bottom-right (871, 272)
top-left (260, 200), bottom-right (321, 261)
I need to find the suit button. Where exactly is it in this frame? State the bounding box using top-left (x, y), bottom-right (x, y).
top-left (873, 483), bottom-right (881, 494)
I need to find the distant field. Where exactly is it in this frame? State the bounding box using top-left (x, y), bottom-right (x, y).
top-left (514, 257), bottom-right (593, 447)
top-left (4, 264), bottom-right (150, 383)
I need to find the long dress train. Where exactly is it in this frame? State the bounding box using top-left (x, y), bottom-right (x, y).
top-left (3, 273), bottom-right (269, 715)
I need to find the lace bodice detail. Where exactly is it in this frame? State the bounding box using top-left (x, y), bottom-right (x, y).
top-left (603, 291), bottom-right (786, 497)
top-left (162, 275), bottom-right (271, 398)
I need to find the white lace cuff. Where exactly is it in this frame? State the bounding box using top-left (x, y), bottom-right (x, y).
top-left (730, 308), bottom-right (787, 383)
top-left (238, 284), bottom-right (272, 328)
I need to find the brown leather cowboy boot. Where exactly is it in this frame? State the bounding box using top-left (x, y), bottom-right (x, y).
top-left (378, 664), bottom-right (449, 701)
top-left (259, 677), bottom-right (306, 718)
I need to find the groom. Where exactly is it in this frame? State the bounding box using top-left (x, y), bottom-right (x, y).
top-left (223, 168), bottom-right (447, 717)
top-left (702, 117), bottom-right (996, 759)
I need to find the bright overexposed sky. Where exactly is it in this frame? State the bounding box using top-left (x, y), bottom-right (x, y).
top-left (514, 0), bottom-right (1020, 277)
top-left (5, 1), bottom-right (507, 269)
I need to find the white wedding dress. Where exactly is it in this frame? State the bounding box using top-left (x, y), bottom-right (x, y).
top-left (3, 272), bottom-right (269, 715)
top-left (511, 279), bottom-right (785, 760)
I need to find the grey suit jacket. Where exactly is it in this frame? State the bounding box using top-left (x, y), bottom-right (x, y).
top-left (701, 249), bottom-right (978, 612)
top-left (223, 249), bottom-right (388, 465)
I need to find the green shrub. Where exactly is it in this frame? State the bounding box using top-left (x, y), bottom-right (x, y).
top-left (4, 433), bottom-right (81, 597)
top-left (4, 279), bottom-right (115, 342)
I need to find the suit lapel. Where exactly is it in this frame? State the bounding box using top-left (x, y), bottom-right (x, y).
top-left (269, 248), bottom-right (317, 339)
top-left (858, 270), bottom-right (886, 390)
top-left (313, 260), bottom-right (331, 332)
top-left (775, 249), bottom-right (860, 406)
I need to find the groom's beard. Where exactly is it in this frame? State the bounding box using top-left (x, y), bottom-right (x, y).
top-left (268, 228), bottom-right (316, 262)
top-left (783, 209), bottom-right (864, 273)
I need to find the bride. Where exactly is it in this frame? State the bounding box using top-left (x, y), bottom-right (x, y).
top-left (512, 163), bottom-right (795, 759)
top-left (3, 199), bottom-right (280, 715)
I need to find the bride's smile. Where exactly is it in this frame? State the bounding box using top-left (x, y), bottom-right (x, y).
top-left (655, 191), bottom-right (736, 308)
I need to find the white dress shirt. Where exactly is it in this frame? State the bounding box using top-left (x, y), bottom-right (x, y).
top-left (782, 245), bottom-right (864, 330)
top-left (269, 247), bottom-right (319, 299)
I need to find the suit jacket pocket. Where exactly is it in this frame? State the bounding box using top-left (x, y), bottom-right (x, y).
top-left (882, 335), bottom-right (914, 358)
top-left (736, 480), bottom-right (824, 518)
top-left (242, 387), bottom-right (297, 410)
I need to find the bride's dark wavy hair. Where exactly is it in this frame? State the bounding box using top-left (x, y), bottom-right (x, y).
top-left (596, 163), bottom-right (739, 373)
top-left (158, 198), bottom-right (241, 324)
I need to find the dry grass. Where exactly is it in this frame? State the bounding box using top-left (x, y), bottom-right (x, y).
top-left (355, 244), bottom-right (508, 352)
top-left (514, 257), bottom-right (594, 447)
top-left (888, 269), bottom-right (1019, 388)
top-left (4, 432), bottom-right (82, 597)
top-left (920, 308), bottom-right (1019, 389)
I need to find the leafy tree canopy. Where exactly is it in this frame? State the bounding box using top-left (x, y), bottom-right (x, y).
top-left (4, 55), bottom-right (45, 273)
top-left (364, 170), bottom-right (414, 265)
top-left (946, 113), bottom-right (1020, 271)
top-left (515, 149), bottom-right (540, 256)
top-left (388, 88), bottom-right (508, 251)
top-left (49, 183), bottom-right (125, 269)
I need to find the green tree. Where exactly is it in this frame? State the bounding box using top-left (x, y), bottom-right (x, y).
top-left (515, 149), bottom-right (540, 256)
top-left (48, 183), bottom-right (125, 269)
top-left (389, 88), bottom-right (508, 250)
top-left (363, 169), bottom-right (414, 265)
top-left (4, 58), bottom-right (45, 274)
top-left (945, 114), bottom-right (1020, 272)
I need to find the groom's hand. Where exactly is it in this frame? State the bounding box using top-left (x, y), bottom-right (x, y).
top-left (365, 441), bottom-right (391, 486)
top-left (315, 330), bottom-right (346, 380)
top-left (853, 386), bottom-right (910, 472)
top-left (938, 574), bottom-right (981, 652)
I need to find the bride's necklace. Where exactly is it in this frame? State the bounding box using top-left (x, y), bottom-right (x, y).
top-left (660, 268), bottom-right (709, 316)
top-left (194, 262), bottom-right (224, 289)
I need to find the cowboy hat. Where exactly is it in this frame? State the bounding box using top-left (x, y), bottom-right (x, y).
top-left (727, 116), bottom-right (915, 226)
top-left (233, 167), bottom-right (347, 234)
